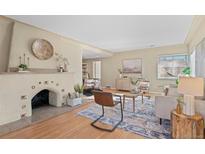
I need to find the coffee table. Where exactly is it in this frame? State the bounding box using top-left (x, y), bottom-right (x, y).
top-left (122, 93), bottom-right (143, 112)
top-left (102, 88), bottom-right (149, 112)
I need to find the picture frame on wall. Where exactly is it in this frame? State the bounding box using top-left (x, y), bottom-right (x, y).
top-left (157, 54), bottom-right (189, 79)
top-left (122, 58), bottom-right (142, 74)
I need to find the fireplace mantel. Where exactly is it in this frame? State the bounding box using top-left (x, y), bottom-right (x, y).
top-left (0, 71), bottom-right (74, 75)
top-left (0, 72), bottom-right (75, 125)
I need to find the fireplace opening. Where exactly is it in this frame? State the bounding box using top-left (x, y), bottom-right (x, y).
top-left (32, 89), bottom-right (49, 109)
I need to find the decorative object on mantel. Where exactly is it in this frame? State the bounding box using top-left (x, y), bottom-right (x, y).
top-left (18, 53), bottom-right (29, 72)
top-left (18, 64), bottom-right (28, 72)
top-left (32, 39), bottom-right (54, 60)
top-left (67, 84), bottom-right (84, 107)
top-left (55, 53), bottom-right (70, 72)
top-left (178, 77), bottom-right (204, 116)
top-left (59, 66), bottom-right (64, 72)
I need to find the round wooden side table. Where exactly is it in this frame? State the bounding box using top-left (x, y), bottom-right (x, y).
top-left (171, 110), bottom-right (204, 139)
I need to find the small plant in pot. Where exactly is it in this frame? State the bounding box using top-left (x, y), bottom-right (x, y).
top-left (130, 77), bottom-right (140, 94)
top-left (176, 67), bottom-right (191, 85)
top-left (74, 84), bottom-right (84, 97)
top-left (67, 84), bottom-right (84, 107)
top-left (18, 64), bottom-right (28, 71)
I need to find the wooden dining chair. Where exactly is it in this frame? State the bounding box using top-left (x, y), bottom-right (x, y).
top-left (91, 90), bottom-right (123, 132)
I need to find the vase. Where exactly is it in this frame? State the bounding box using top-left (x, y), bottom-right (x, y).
top-left (18, 68), bottom-right (23, 71)
top-left (176, 103), bottom-right (182, 114)
top-left (119, 74), bottom-right (122, 78)
top-left (135, 86), bottom-right (140, 93)
top-left (64, 63), bottom-right (68, 72)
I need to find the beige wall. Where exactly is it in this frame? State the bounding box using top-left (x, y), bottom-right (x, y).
top-left (185, 16), bottom-right (205, 52)
top-left (0, 16), bottom-right (14, 72)
top-left (0, 16), bottom-right (113, 84)
top-left (85, 44), bottom-right (188, 91)
top-left (7, 21), bottom-right (83, 84)
top-left (0, 16), bottom-right (115, 85)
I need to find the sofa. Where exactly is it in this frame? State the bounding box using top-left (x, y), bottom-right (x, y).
top-left (155, 86), bottom-right (205, 125)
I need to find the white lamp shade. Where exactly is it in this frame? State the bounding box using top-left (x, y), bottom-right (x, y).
top-left (178, 77), bottom-right (204, 96)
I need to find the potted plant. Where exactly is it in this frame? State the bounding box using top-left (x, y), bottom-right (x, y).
top-left (130, 77), bottom-right (140, 94)
top-left (67, 84), bottom-right (84, 106)
top-left (74, 84), bottom-right (84, 97)
top-left (176, 67), bottom-right (191, 85)
top-left (18, 64), bottom-right (28, 71)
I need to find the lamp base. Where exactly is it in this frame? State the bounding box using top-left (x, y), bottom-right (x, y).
top-left (183, 95), bottom-right (195, 116)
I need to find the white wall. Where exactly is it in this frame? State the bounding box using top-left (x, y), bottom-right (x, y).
top-left (0, 72), bottom-right (74, 125)
top-left (186, 16), bottom-right (205, 53)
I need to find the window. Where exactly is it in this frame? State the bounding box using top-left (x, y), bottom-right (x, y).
top-left (195, 38), bottom-right (205, 77)
top-left (157, 54), bottom-right (189, 79)
top-left (92, 61), bottom-right (101, 79)
top-left (190, 50), bottom-right (196, 77)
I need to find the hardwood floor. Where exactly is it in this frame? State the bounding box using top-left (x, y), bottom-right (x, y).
top-left (0, 102), bottom-right (145, 139)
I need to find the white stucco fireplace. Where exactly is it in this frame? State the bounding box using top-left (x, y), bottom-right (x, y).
top-left (0, 72), bottom-right (75, 125)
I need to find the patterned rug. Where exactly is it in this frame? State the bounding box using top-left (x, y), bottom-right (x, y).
top-left (78, 96), bottom-right (171, 139)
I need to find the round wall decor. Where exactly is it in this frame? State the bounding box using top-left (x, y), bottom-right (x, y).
top-left (32, 39), bottom-right (54, 60)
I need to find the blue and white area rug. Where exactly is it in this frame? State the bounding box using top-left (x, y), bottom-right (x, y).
top-left (78, 96), bottom-right (171, 139)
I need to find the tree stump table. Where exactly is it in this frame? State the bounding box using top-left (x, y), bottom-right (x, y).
top-left (171, 110), bottom-right (204, 139)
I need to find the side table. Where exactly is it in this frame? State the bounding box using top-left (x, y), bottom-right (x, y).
top-left (171, 110), bottom-right (204, 139)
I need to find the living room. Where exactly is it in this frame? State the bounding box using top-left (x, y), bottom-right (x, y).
top-left (0, 15), bottom-right (205, 139)
top-left (0, 0), bottom-right (205, 152)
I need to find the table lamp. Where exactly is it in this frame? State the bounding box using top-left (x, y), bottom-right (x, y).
top-left (178, 77), bottom-right (204, 115)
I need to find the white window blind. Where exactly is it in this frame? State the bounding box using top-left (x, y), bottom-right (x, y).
top-left (92, 61), bottom-right (101, 79)
top-left (190, 50), bottom-right (196, 77)
top-left (195, 38), bottom-right (205, 77)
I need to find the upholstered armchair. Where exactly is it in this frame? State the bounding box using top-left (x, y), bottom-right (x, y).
top-left (155, 87), bottom-right (179, 124)
top-left (155, 95), bottom-right (178, 124)
top-left (155, 87), bottom-right (205, 125)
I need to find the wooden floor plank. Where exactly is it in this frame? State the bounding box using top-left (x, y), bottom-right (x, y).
top-left (0, 102), bottom-right (145, 139)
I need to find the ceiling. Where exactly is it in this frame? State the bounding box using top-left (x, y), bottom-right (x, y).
top-left (8, 15), bottom-right (193, 57)
top-left (81, 47), bottom-right (112, 59)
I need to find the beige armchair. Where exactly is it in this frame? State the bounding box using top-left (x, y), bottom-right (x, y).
top-left (155, 86), bottom-right (180, 124)
top-left (155, 87), bottom-right (205, 125)
top-left (155, 95), bottom-right (178, 124)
